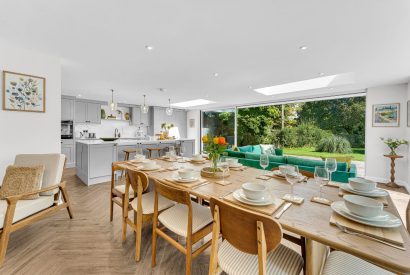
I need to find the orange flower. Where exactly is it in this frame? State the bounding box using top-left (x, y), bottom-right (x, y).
top-left (218, 137), bottom-right (226, 145)
top-left (202, 135), bottom-right (209, 143)
top-left (213, 137), bottom-right (219, 144)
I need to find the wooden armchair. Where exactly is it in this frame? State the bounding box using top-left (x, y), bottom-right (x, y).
top-left (0, 154), bottom-right (73, 265)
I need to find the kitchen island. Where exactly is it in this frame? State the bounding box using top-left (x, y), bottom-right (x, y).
top-left (75, 139), bottom-right (195, 185)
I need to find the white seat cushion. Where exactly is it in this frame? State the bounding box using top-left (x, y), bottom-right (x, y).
top-left (114, 185), bottom-right (135, 198)
top-left (322, 251), bottom-right (394, 275)
top-left (0, 196), bottom-right (54, 229)
top-left (130, 191), bottom-right (175, 214)
top-left (218, 240), bottom-right (303, 275)
top-left (158, 203), bottom-right (213, 237)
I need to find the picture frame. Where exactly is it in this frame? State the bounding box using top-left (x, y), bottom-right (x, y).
top-left (372, 103), bottom-right (400, 127)
top-left (189, 118), bottom-right (195, 128)
top-left (408, 100), bottom-right (410, 127)
top-left (2, 70), bottom-right (46, 112)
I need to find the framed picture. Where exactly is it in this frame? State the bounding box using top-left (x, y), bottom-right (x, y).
top-left (372, 103), bottom-right (400, 127)
top-left (2, 71), bottom-right (46, 112)
top-left (189, 118), bottom-right (195, 128)
top-left (408, 100), bottom-right (410, 127)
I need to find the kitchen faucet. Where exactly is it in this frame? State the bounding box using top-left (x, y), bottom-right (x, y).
top-left (114, 128), bottom-right (120, 138)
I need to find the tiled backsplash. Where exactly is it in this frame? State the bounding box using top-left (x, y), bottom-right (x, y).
top-left (75, 120), bottom-right (147, 139)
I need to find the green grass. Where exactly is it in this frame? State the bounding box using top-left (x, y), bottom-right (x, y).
top-left (283, 147), bottom-right (365, 162)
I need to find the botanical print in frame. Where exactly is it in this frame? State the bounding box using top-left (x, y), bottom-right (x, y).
top-left (407, 100), bottom-right (410, 127)
top-left (2, 71), bottom-right (46, 112)
top-left (189, 118), bottom-right (195, 128)
top-left (372, 103), bottom-right (400, 127)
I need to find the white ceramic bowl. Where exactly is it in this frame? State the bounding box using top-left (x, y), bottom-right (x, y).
top-left (348, 177), bottom-right (377, 192)
top-left (241, 183), bottom-right (267, 200)
top-left (227, 158), bottom-right (239, 165)
top-left (142, 161), bottom-right (156, 170)
top-left (343, 195), bottom-right (383, 218)
top-left (192, 154), bottom-right (203, 161)
top-left (279, 165), bottom-right (288, 175)
top-left (178, 168), bottom-right (195, 179)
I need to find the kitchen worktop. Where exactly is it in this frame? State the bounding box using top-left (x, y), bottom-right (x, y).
top-left (76, 138), bottom-right (194, 145)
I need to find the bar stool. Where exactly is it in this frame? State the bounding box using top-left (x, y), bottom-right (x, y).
top-left (146, 147), bottom-right (161, 159)
top-left (121, 149), bottom-right (137, 178)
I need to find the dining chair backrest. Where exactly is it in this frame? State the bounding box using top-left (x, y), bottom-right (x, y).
top-left (210, 198), bottom-right (282, 254)
top-left (406, 199), bottom-right (410, 235)
top-left (272, 167), bottom-right (314, 178)
top-left (154, 180), bottom-right (191, 206)
top-left (126, 169), bottom-right (149, 194)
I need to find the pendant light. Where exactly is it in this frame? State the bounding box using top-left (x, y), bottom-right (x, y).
top-left (166, 98), bottom-right (173, 116)
top-left (109, 89), bottom-right (117, 111)
top-left (142, 94), bottom-right (149, 114)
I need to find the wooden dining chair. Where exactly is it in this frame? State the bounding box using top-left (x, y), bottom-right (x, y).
top-left (122, 169), bottom-right (175, 261)
top-left (208, 198), bottom-right (304, 275)
top-left (406, 198), bottom-right (410, 235)
top-left (110, 162), bottom-right (136, 222)
top-left (152, 180), bottom-right (213, 275)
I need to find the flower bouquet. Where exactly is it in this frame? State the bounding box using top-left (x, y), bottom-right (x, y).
top-left (201, 135), bottom-right (228, 178)
top-left (380, 137), bottom-right (408, 155)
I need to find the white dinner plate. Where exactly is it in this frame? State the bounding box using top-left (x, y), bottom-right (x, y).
top-left (233, 189), bottom-right (274, 206)
top-left (140, 165), bottom-right (161, 171)
top-left (272, 170), bottom-right (285, 178)
top-left (229, 163), bottom-right (243, 168)
top-left (340, 184), bottom-right (389, 197)
top-left (331, 201), bottom-right (402, 228)
top-left (172, 176), bottom-right (198, 183)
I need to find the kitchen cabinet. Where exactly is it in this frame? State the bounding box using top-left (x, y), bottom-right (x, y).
top-left (75, 100), bottom-right (101, 124)
top-left (61, 96), bottom-right (74, 120)
top-left (151, 107), bottom-right (187, 138)
top-left (61, 139), bottom-right (75, 168)
top-left (132, 106), bottom-right (141, 125)
top-left (180, 140), bottom-right (195, 157)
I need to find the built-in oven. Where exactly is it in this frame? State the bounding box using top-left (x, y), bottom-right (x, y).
top-left (61, 120), bottom-right (73, 139)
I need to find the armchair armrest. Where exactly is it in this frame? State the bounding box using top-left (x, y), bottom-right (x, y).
top-left (4, 182), bottom-right (65, 205)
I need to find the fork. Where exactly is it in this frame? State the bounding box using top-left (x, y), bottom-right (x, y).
top-left (335, 222), bottom-right (406, 251)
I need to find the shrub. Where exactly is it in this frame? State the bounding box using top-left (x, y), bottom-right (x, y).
top-left (275, 122), bottom-right (331, 148)
top-left (316, 135), bottom-right (352, 153)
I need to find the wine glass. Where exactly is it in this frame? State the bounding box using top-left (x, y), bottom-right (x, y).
top-left (325, 158), bottom-right (337, 183)
top-left (179, 145), bottom-right (185, 160)
top-left (285, 165), bottom-right (299, 200)
top-left (219, 157), bottom-right (229, 184)
top-left (135, 147), bottom-right (143, 157)
top-left (314, 166), bottom-right (329, 201)
top-left (259, 153), bottom-right (269, 175)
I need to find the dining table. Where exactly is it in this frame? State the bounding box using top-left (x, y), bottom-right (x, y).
top-left (118, 158), bottom-right (410, 275)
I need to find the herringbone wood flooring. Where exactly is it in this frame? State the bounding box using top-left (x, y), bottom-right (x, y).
top-left (0, 168), bottom-right (300, 275)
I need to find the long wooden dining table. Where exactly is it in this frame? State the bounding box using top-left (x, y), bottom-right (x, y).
top-left (119, 158), bottom-right (410, 275)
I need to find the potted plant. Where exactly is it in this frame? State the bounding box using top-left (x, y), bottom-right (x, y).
top-left (201, 135), bottom-right (229, 178)
top-left (160, 123), bottom-right (174, 139)
top-left (380, 137), bottom-right (408, 155)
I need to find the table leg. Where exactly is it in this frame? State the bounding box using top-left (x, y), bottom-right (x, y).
top-left (386, 158), bottom-right (400, 188)
top-left (305, 238), bottom-right (329, 275)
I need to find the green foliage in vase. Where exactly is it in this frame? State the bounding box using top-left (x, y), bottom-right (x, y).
top-left (380, 137), bottom-right (408, 155)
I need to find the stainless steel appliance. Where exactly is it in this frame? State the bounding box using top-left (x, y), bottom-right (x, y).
top-left (61, 120), bottom-right (73, 139)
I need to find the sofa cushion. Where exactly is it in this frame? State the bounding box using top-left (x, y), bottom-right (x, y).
top-left (286, 156), bottom-right (347, 172)
top-left (244, 153), bottom-right (286, 163)
top-left (226, 150), bottom-right (246, 159)
top-left (275, 148), bottom-right (284, 156)
top-left (14, 154), bottom-right (65, 195)
top-left (0, 195), bottom-right (54, 228)
top-left (238, 145), bottom-right (253, 153)
top-left (0, 165), bottom-right (45, 199)
top-left (252, 145), bottom-right (262, 154)
top-left (260, 144), bottom-right (275, 154)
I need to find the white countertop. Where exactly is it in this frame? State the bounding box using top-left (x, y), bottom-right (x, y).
top-left (76, 138), bottom-right (194, 145)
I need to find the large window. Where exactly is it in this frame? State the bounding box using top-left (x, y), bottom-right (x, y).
top-left (201, 109), bottom-right (235, 150)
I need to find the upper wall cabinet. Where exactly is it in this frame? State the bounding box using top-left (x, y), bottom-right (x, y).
top-left (61, 96), bottom-right (75, 121)
top-left (75, 100), bottom-right (101, 124)
top-left (132, 106), bottom-right (151, 126)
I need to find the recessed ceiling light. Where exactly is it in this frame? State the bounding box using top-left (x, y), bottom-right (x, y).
top-left (145, 45), bottom-right (154, 51)
top-left (214, 73), bottom-right (219, 77)
top-left (158, 88), bottom-right (166, 92)
top-left (248, 85), bottom-right (253, 89)
top-left (254, 73), bottom-right (354, 96)
top-left (318, 72), bottom-right (325, 76)
top-left (77, 94), bottom-right (82, 97)
top-left (299, 46), bottom-right (308, 50)
top-left (171, 99), bottom-right (215, 108)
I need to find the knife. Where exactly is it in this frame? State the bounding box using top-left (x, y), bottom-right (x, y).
top-left (275, 202), bottom-right (292, 219)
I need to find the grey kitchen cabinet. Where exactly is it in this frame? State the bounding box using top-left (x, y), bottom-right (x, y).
top-left (75, 100), bottom-right (101, 124)
top-left (61, 96), bottom-right (74, 121)
top-left (76, 142), bottom-right (88, 177)
top-left (180, 140), bottom-right (194, 157)
top-left (61, 139), bottom-right (75, 168)
top-left (141, 108), bottom-right (150, 125)
top-left (132, 106), bottom-right (142, 125)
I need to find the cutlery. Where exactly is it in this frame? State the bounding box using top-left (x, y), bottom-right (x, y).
top-left (335, 222), bottom-right (406, 251)
top-left (220, 190), bottom-right (234, 199)
top-left (275, 202), bottom-right (292, 219)
top-left (191, 182), bottom-right (210, 190)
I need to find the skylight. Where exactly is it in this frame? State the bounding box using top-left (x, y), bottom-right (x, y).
top-left (171, 99), bottom-right (215, 108)
top-left (254, 73), bottom-right (354, 96)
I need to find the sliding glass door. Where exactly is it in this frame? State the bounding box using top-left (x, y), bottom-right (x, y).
top-left (201, 109), bottom-right (235, 150)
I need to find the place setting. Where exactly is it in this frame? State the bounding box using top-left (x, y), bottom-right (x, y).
top-left (224, 182), bottom-right (285, 216)
top-left (225, 158), bottom-right (246, 171)
top-left (189, 154), bottom-right (208, 164)
top-left (131, 160), bottom-right (165, 173)
top-left (339, 177), bottom-right (389, 206)
top-left (165, 167), bottom-right (209, 189)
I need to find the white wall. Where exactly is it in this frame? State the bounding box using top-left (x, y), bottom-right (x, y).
top-left (365, 83), bottom-right (409, 189)
top-left (0, 40), bottom-right (61, 179)
top-left (75, 120), bottom-right (143, 139)
top-left (187, 110), bottom-right (201, 154)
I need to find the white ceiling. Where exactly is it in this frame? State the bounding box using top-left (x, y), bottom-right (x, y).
top-left (1, 0), bottom-right (410, 109)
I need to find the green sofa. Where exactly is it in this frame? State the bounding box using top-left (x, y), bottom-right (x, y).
top-left (225, 146), bottom-right (356, 183)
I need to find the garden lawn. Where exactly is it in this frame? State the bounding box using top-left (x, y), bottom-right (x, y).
top-left (283, 147), bottom-right (365, 162)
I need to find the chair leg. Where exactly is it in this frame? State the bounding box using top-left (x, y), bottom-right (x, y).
top-left (152, 227), bottom-right (158, 267)
top-left (0, 201), bottom-right (17, 266)
top-left (121, 197), bottom-right (127, 242)
top-left (109, 196), bottom-right (114, 222)
top-left (186, 238), bottom-right (192, 275)
top-left (60, 182), bottom-right (74, 219)
top-left (135, 214), bottom-right (142, 262)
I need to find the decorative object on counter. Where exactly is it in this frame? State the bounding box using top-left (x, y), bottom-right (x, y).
top-left (142, 94), bottom-right (149, 114)
top-left (109, 89), bottom-right (117, 111)
top-left (372, 103), bottom-right (400, 127)
top-left (124, 112), bottom-right (130, 120)
top-left (200, 135), bottom-right (228, 178)
top-left (101, 108), bottom-right (106, 119)
top-left (380, 137), bottom-right (408, 155)
top-left (165, 98), bottom-right (173, 116)
top-left (160, 122), bottom-right (175, 140)
top-left (3, 71), bottom-right (46, 112)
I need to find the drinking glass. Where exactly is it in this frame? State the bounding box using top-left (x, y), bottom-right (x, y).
top-left (135, 147), bottom-right (143, 156)
top-left (259, 153), bottom-right (269, 175)
top-left (179, 145), bottom-right (185, 161)
top-left (314, 166), bottom-right (329, 200)
top-left (285, 165), bottom-right (299, 200)
top-left (219, 157), bottom-right (229, 184)
top-left (325, 158), bottom-right (337, 183)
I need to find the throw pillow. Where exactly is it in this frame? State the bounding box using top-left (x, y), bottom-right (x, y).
top-left (260, 144), bottom-right (275, 154)
top-left (0, 165), bottom-right (45, 200)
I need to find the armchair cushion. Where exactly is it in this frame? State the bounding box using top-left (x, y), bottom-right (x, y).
top-left (0, 195), bottom-right (54, 229)
top-left (0, 165), bottom-right (45, 199)
top-left (14, 154), bottom-right (65, 195)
